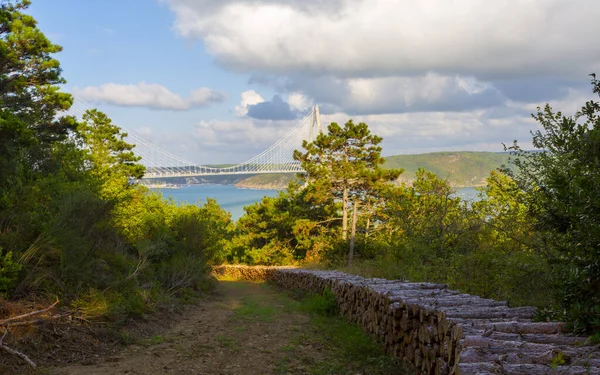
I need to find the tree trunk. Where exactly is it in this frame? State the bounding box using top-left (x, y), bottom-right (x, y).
top-left (349, 200), bottom-right (358, 265)
top-left (342, 185), bottom-right (348, 240)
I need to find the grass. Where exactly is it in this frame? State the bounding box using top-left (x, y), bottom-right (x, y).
top-left (288, 289), bottom-right (407, 375)
top-left (233, 299), bottom-right (277, 321)
top-left (137, 334), bottom-right (166, 346)
top-left (228, 281), bottom-right (412, 375)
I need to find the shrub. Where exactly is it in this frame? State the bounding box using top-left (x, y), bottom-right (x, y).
top-left (0, 249), bottom-right (21, 298)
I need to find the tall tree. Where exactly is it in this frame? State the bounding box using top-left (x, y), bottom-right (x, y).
top-left (0, 0), bottom-right (73, 147)
top-left (78, 109), bottom-right (145, 200)
top-left (294, 120), bottom-right (401, 264)
top-left (0, 0), bottom-right (74, 209)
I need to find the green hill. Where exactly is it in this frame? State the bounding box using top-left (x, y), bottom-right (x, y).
top-left (234, 173), bottom-right (297, 189)
top-left (383, 151), bottom-right (512, 186)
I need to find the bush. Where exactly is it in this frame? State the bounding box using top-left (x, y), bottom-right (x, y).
top-left (154, 253), bottom-right (213, 294)
top-left (0, 249), bottom-right (21, 298)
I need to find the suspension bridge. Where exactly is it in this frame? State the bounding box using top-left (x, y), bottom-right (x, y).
top-left (67, 99), bottom-right (322, 179)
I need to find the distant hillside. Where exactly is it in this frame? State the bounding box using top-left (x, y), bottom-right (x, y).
top-left (235, 174), bottom-right (297, 190)
top-left (383, 151), bottom-right (512, 186)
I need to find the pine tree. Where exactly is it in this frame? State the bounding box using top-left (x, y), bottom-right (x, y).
top-left (294, 120), bottom-right (401, 264)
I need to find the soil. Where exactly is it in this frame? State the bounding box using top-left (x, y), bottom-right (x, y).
top-left (44, 281), bottom-right (326, 375)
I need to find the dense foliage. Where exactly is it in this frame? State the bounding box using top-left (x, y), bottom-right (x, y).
top-left (505, 74), bottom-right (600, 335)
top-left (231, 79), bottom-right (600, 338)
top-left (0, 0), bottom-right (232, 319)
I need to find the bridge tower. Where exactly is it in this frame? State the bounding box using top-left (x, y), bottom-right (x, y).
top-left (308, 105), bottom-right (322, 143)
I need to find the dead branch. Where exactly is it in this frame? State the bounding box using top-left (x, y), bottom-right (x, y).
top-left (0, 329), bottom-right (36, 368)
top-left (0, 298), bottom-right (59, 325)
top-left (3, 313), bottom-right (71, 328)
top-left (0, 299), bottom-right (65, 369)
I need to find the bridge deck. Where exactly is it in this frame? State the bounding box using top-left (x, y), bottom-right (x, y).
top-left (141, 169), bottom-right (303, 179)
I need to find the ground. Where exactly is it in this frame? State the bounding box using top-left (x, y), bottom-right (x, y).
top-left (38, 280), bottom-right (407, 375)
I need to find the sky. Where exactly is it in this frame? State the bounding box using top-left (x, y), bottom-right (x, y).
top-left (30, 0), bottom-right (600, 164)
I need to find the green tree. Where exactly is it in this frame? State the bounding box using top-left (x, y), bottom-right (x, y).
top-left (381, 169), bottom-right (463, 281)
top-left (294, 120), bottom-right (401, 264)
top-left (231, 182), bottom-right (333, 265)
top-left (506, 74), bottom-right (600, 334)
top-left (0, 0), bottom-right (227, 321)
top-left (77, 109), bottom-right (145, 200)
top-left (0, 0), bottom-right (78, 294)
top-left (0, 0), bottom-right (74, 166)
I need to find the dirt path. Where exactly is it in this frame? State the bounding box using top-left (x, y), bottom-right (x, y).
top-left (48, 280), bottom-right (403, 375)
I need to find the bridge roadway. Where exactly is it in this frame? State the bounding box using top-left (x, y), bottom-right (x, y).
top-left (142, 169), bottom-right (303, 179)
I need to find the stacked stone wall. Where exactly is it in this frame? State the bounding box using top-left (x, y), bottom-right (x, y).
top-left (214, 265), bottom-right (599, 375)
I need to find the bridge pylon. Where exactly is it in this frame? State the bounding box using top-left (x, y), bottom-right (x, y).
top-left (308, 105), bottom-right (322, 143)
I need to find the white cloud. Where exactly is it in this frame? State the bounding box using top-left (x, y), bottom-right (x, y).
top-left (166, 0), bottom-right (600, 79)
top-left (280, 73), bottom-right (503, 115)
top-left (120, 85), bottom-right (596, 165)
top-left (165, 0), bottom-right (599, 119)
top-left (234, 89), bottom-right (265, 116)
top-left (160, 117), bottom-right (300, 164)
top-left (73, 82), bottom-right (225, 110)
top-left (287, 92), bottom-right (313, 112)
top-left (318, 107), bottom-right (536, 157)
top-left (343, 74), bottom-right (502, 114)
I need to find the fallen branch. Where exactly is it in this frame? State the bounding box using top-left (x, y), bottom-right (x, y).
top-left (4, 312), bottom-right (71, 328)
top-left (0, 299), bottom-right (64, 368)
top-left (0, 299), bottom-right (59, 325)
top-left (0, 329), bottom-right (36, 368)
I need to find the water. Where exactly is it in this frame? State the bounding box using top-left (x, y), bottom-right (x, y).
top-left (155, 185), bottom-right (279, 221)
top-left (155, 185), bottom-right (481, 221)
top-left (454, 186), bottom-right (481, 202)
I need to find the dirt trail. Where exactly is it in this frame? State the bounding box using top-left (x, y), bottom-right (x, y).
top-left (50, 281), bottom-right (317, 375)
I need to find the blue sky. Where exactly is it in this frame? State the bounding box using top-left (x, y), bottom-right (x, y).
top-left (29, 0), bottom-right (600, 164)
top-left (31, 0), bottom-right (266, 121)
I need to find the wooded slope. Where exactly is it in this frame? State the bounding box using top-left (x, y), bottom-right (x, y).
top-left (384, 152), bottom-right (511, 186)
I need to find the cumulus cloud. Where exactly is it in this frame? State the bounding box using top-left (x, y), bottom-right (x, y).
top-left (235, 91), bottom-right (310, 120)
top-left (166, 0), bottom-right (600, 79)
top-left (188, 117), bottom-right (301, 163)
top-left (234, 90), bottom-right (264, 116)
top-left (246, 95), bottom-right (300, 120)
top-left (287, 92), bottom-right (313, 112)
top-left (266, 73), bottom-right (503, 115)
top-left (165, 0), bottom-right (600, 117)
top-left (73, 82), bottom-right (225, 110)
top-left (144, 0), bottom-right (600, 162)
